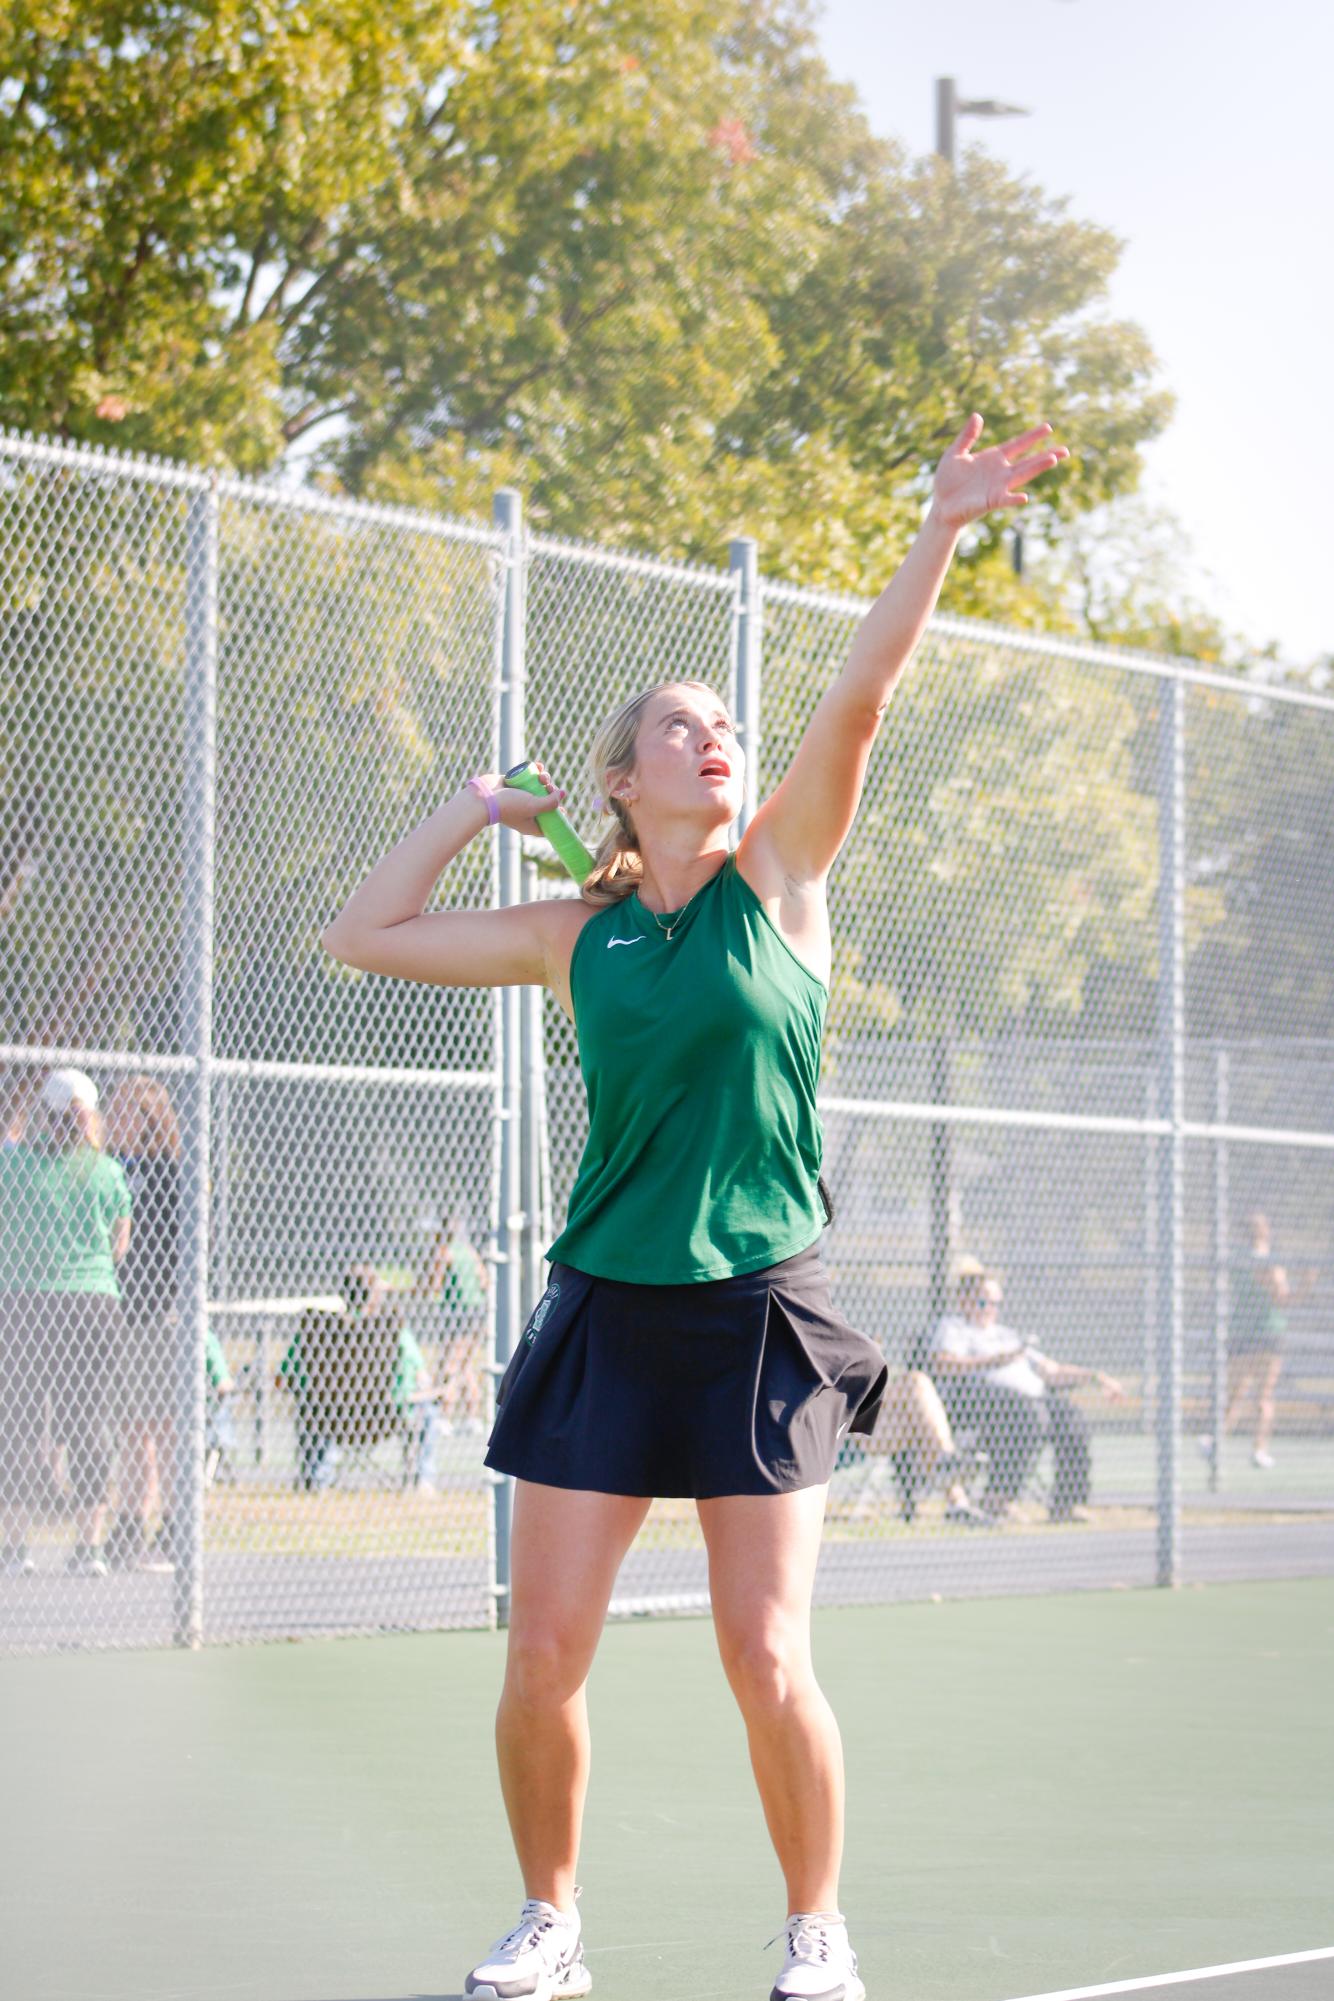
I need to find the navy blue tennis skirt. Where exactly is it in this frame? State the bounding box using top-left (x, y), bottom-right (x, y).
top-left (483, 1237), bottom-right (889, 1499)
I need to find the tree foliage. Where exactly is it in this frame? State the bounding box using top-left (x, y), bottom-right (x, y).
top-left (2, 0), bottom-right (1171, 616)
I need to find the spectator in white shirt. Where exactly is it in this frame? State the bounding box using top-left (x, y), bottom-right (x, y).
top-left (929, 1267), bottom-right (1125, 1522)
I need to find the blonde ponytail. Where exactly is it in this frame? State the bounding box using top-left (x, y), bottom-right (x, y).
top-left (580, 804), bottom-right (645, 907)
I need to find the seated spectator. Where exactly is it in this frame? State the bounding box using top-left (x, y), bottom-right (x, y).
top-left (277, 1264), bottom-right (440, 1491)
top-left (929, 1263), bottom-right (1126, 1524)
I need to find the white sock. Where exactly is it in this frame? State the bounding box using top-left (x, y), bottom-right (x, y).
top-left (532, 1897), bottom-right (579, 1930)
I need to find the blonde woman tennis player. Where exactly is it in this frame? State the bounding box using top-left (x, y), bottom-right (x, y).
top-left (322, 413), bottom-right (1068, 2001)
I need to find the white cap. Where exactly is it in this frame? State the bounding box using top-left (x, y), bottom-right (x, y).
top-left (40, 1067), bottom-right (99, 1114)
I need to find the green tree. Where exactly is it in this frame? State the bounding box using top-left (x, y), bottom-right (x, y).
top-left (1185, 680), bottom-right (1334, 1042)
top-left (1, 0), bottom-right (478, 467)
top-left (2, 0), bottom-right (1170, 615)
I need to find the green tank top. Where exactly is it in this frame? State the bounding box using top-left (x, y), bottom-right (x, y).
top-left (545, 850), bottom-right (829, 1283)
top-left (1231, 1251), bottom-right (1287, 1342)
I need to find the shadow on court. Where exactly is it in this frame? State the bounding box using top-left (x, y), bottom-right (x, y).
top-left (1, 1579), bottom-right (1330, 2001)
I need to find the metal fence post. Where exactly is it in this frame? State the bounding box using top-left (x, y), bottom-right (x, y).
top-left (1155, 673), bottom-right (1186, 1586)
top-left (484, 995), bottom-right (504, 1628)
top-left (521, 863), bottom-right (542, 1321)
top-left (928, 1034), bottom-right (953, 1330)
top-left (1211, 1046), bottom-right (1229, 1494)
top-left (729, 538), bottom-right (761, 840)
top-left (1143, 1068), bottom-right (1157, 1435)
top-left (491, 488), bottom-right (526, 1630)
top-left (174, 472), bottom-right (218, 1648)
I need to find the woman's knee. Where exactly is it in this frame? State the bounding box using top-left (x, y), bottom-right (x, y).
top-left (716, 1621), bottom-right (814, 1710)
top-left (501, 1624), bottom-right (596, 1708)
top-left (906, 1370), bottom-right (950, 1449)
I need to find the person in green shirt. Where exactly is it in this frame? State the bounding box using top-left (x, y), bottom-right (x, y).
top-left (1199, 1211), bottom-right (1319, 1470)
top-left (419, 1209), bottom-right (489, 1435)
top-left (0, 1068), bottom-right (132, 1577)
top-left (392, 1311), bottom-right (440, 1492)
top-left (203, 1326), bottom-right (238, 1487)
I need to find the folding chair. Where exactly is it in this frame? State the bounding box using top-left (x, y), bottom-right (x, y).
top-left (297, 1308), bottom-right (410, 1489)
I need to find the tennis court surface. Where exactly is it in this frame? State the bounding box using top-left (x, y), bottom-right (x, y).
top-left (1, 1578), bottom-right (1329, 2001)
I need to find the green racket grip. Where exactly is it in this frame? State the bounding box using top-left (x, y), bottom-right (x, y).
top-left (503, 759), bottom-right (596, 884)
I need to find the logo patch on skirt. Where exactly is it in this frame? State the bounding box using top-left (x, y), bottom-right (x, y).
top-left (524, 1280), bottom-right (561, 1345)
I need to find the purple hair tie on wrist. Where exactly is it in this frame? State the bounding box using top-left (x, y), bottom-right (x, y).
top-left (465, 775), bottom-right (500, 825)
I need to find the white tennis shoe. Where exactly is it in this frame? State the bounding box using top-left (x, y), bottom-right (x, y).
top-left (768, 1909), bottom-right (867, 2000)
top-left (465, 1889), bottom-right (592, 1999)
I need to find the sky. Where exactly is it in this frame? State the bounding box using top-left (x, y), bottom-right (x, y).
top-left (811, 0), bottom-right (1331, 665)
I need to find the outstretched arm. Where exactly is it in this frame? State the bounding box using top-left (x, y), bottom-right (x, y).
top-left (746, 415), bottom-right (1069, 883)
top-left (1029, 1349), bottom-right (1128, 1401)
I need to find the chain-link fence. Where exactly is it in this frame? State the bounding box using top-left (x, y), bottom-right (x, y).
top-left (2, 427), bottom-right (1331, 1653)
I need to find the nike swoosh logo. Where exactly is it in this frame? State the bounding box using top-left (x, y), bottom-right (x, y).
top-left (607, 935), bottom-right (646, 949)
top-left (836, 1420), bottom-right (850, 1438)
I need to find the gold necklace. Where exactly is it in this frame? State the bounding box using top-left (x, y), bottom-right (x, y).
top-left (645, 870), bottom-right (713, 941)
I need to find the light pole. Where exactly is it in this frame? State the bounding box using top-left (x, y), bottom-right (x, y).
top-left (935, 78), bottom-right (1033, 578)
top-left (935, 77), bottom-right (1030, 167)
